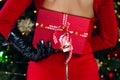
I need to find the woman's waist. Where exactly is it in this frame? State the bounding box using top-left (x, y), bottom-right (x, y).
top-left (28, 50), bottom-right (94, 65)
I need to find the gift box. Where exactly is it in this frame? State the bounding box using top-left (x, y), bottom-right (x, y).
top-left (33, 9), bottom-right (91, 55)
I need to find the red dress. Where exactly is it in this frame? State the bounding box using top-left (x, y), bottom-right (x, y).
top-left (0, 0), bottom-right (118, 80)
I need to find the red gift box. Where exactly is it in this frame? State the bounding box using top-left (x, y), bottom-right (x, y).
top-left (33, 9), bottom-right (91, 55)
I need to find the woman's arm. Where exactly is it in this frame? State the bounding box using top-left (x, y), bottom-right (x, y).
top-left (0, 0), bottom-right (59, 61)
top-left (0, 0), bottom-right (32, 38)
top-left (91, 0), bottom-right (118, 52)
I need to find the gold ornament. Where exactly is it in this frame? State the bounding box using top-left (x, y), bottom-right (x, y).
top-left (17, 18), bottom-right (34, 35)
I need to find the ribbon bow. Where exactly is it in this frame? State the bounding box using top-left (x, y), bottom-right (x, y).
top-left (53, 14), bottom-right (73, 64)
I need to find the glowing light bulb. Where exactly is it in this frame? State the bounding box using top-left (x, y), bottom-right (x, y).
top-left (33, 10), bottom-right (37, 13)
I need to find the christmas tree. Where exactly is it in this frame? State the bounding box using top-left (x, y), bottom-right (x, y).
top-left (0, 0), bottom-right (120, 80)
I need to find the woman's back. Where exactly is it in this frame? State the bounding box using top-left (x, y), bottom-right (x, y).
top-left (39, 0), bottom-right (94, 18)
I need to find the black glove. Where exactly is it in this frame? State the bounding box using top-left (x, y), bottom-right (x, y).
top-left (2, 27), bottom-right (59, 61)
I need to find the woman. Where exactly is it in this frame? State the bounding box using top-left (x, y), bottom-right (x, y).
top-left (0, 0), bottom-right (118, 80)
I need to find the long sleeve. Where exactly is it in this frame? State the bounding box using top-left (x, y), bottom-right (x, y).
top-left (0, 0), bottom-right (32, 38)
top-left (91, 0), bottom-right (118, 52)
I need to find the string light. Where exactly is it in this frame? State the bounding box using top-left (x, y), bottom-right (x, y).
top-left (10, 61), bottom-right (14, 64)
top-left (107, 54), bottom-right (111, 60)
top-left (115, 10), bottom-right (117, 13)
top-left (0, 51), bottom-right (4, 62)
top-left (118, 14), bottom-right (120, 19)
top-left (107, 67), bottom-right (111, 71)
top-left (23, 73), bottom-right (26, 76)
top-left (93, 25), bottom-right (97, 29)
top-left (101, 75), bottom-right (104, 78)
top-left (0, 51), bottom-right (4, 57)
top-left (33, 10), bottom-right (37, 13)
top-left (109, 72), bottom-right (114, 79)
top-left (117, 1), bottom-right (120, 5)
top-left (0, 71), bottom-right (26, 76)
top-left (22, 32), bottom-right (25, 35)
top-left (118, 38), bottom-right (120, 42)
top-left (114, 68), bottom-right (117, 72)
top-left (100, 61), bottom-right (103, 65)
top-left (114, 53), bottom-right (118, 57)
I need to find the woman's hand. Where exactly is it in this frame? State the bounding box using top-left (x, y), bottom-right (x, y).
top-left (2, 27), bottom-right (59, 61)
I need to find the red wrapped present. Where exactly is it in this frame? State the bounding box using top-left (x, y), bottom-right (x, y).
top-left (33, 9), bottom-right (91, 63)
